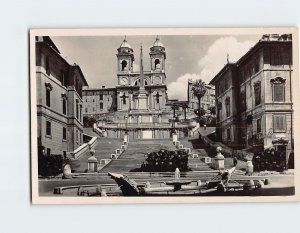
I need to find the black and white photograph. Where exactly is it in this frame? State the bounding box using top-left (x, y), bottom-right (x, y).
top-left (30, 28), bottom-right (299, 204)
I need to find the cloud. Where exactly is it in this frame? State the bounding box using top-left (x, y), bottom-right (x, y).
top-left (167, 73), bottom-right (201, 100)
top-left (197, 36), bottom-right (256, 83)
top-left (168, 37), bottom-right (256, 100)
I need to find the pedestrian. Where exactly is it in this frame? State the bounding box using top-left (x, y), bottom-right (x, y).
top-left (233, 156), bottom-right (238, 167)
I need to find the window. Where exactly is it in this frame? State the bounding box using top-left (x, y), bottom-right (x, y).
top-left (225, 97), bottom-right (230, 117)
top-left (121, 60), bottom-right (127, 71)
top-left (85, 108), bottom-right (88, 113)
top-left (271, 77), bottom-right (285, 102)
top-left (154, 59), bottom-right (161, 69)
top-left (217, 102), bottom-right (222, 121)
top-left (76, 100), bottom-right (79, 119)
top-left (63, 151), bottom-right (67, 158)
top-left (76, 130), bottom-right (78, 143)
top-left (254, 81), bottom-right (261, 106)
top-left (224, 77), bottom-right (228, 90)
top-left (273, 115), bottom-right (286, 132)
top-left (45, 82), bottom-right (52, 107)
top-left (227, 128), bottom-right (231, 141)
top-left (45, 56), bottom-right (50, 75)
top-left (100, 94), bottom-right (103, 100)
top-left (100, 102), bottom-right (103, 110)
top-left (93, 99), bottom-right (95, 102)
top-left (240, 90), bottom-right (246, 112)
top-left (79, 106), bottom-right (82, 121)
top-left (62, 99), bottom-right (67, 115)
top-left (46, 121), bottom-right (51, 136)
top-left (63, 127), bottom-right (67, 140)
top-left (257, 118), bottom-right (261, 133)
top-left (61, 71), bottom-right (66, 87)
top-left (46, 148), bottom-right (51, 156)
top-left (46, 89), bottom-right (51, 107)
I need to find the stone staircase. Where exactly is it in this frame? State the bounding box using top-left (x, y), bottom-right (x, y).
top-left (70, 137), bottom-right (122, 172)
top-left (100, 139), bottom-right (176, 173)
top-left (176, 136), bottom-right (214, 171)
top-left (83, 127), bottom-right (100, 138)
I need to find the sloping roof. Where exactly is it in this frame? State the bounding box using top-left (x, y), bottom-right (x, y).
top-left (38, 36), bottom-right (60, 54)
top-left (209, 63), bottom-right (236, 85)
top-left (71, 64), bottom-right (88, 86)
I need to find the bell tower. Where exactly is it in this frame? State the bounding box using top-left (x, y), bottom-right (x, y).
top-left (150, 36), bottom-right (166, 72)
top-left (116, 37), bottom-right (134, 73)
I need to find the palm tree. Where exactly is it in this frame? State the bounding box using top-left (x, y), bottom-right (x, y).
top-left (192, 80), bottom-right (207, 123)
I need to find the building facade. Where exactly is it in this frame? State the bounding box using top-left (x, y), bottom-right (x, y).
top-left (187, 80), bottom-right (215, 113)
top-left (115, 37), bottom-right (167, 113)
top-left (35, 36), bottom-right (88, 156)
top-left (82, 37), bottom-right (191, 139)
top-left (83, 37), bottom-right (168, 123)
top-left (210, 34), bottom-right (293, 157)
top-left (82, 87), bottom-right (117, 115)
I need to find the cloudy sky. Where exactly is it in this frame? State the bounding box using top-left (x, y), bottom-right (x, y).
top-left (51, 34), bottom-right (261, 100)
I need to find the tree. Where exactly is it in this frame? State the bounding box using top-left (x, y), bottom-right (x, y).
top-left (208, 106), bottom-right (216, 115)
top-left (194, 108), bottom-right (206, 117)
top-left (192, 80), bottom-right (207, 123)
top-left (83, 116), bottom-right (97, 127)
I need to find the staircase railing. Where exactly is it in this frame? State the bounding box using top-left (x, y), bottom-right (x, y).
top-left (70, 135), bottom-right (98, 159)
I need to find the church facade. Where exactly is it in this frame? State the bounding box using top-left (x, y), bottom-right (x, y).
top-left (83, 37), bottom-right (168, 124)
top-left (83, 37), bottom-right (191, 139)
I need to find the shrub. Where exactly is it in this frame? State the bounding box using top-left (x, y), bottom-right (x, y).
top-left (38, 153), bottom-right (67, 177)
top-left (133, 149), bottom-right (190, 172)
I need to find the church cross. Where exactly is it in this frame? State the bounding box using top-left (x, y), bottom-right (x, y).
top-left (121, 93), bottom-right (128, 104)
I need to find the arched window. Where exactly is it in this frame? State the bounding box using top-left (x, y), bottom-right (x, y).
top-left (121, 60), bottom-right (127, 71)
top-left (134, 79), bottom-right (140, 86)
top-left (154, 59), bottom-right (160, 70)
top-left (134, 79), bottom-right (148, 86)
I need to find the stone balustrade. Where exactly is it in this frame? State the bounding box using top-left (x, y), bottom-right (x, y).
top-left (70, 136), bottom-right (98, 159)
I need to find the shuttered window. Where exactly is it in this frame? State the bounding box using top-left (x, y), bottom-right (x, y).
top-left (254, 81), bottom-right (261, 106)
top-left (273, 115), bottom-right (286, 132)
top-left (273, 84), bottom-right (285, 102)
